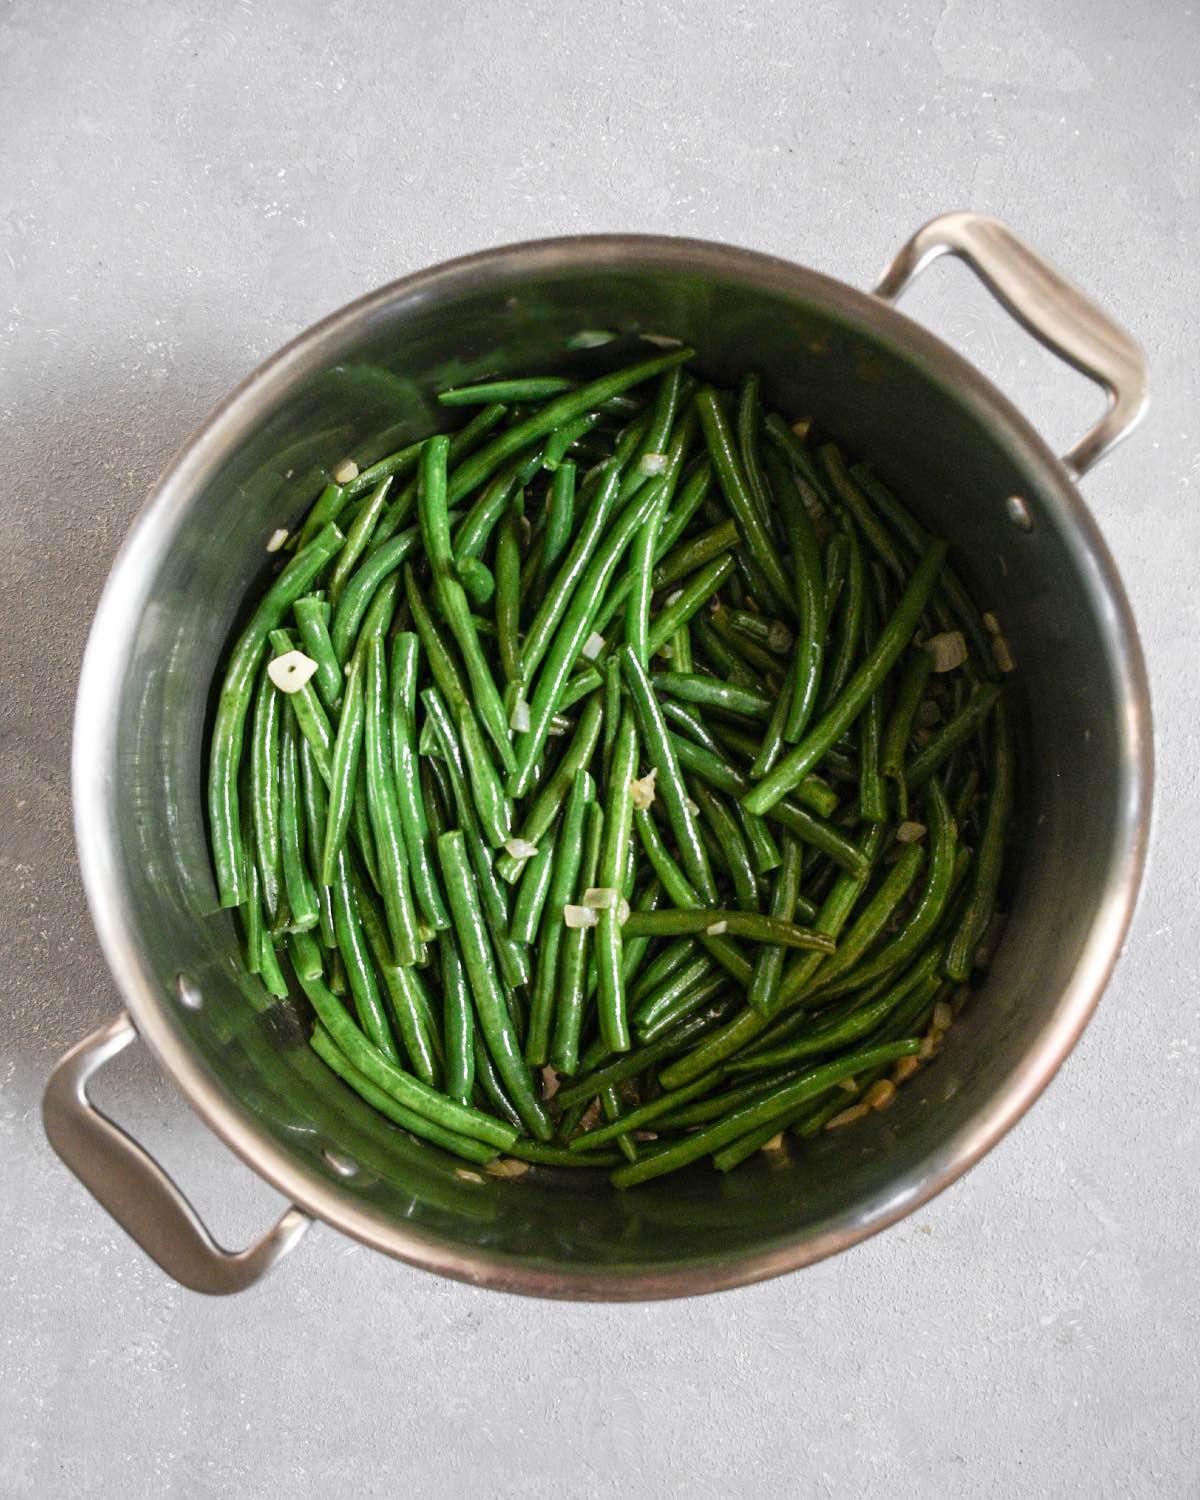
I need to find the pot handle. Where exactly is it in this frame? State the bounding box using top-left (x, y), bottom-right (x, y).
top-left (43, 1011), bottom-right (312, 1294)
top-left (874, 211), bottom-right (1148, 477)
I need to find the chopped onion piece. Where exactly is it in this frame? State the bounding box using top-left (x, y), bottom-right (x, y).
top-left (896, 821), bottom-right (927, 843)
top-left (925, 630), bottom-right (967, 672)
top-left (685, 798), bottom-right (699, 816)
top-left (581, 631), bottom-right (605, 660)
top-left (504, 837), bottom-right (538, 861)
top-left (866, 1079), bottom-right (896, 1111)
top-left (333, 458), bottom-right (359, 484)
top-left (639, 333), bottom-right (684, 349)
top-left (563, 904), bottom-right (598, 929)
top-left (267, 650), bottom-right (319, 693)
top-left (706, 919), bottom-right (728, 935)
top-left (825, 1103), bottom-right (870, 1130)
top-left (583, 887), bottom-right (617, 910)
top-left (982, 611), bottom-right (1002, 636)
top-left (541, 1065), bottom-right (560, 1100)
top-left (837, 1077), bottom-right (858, 1093)
top-left (665, 589), bottom-right (683, 606)
top-left (547, 718), bottom-right (568, 737)
top-left (630, 767), bottom-right (658, 811)
top-left (791, 419), bottom-right (811, 440)
top-left (617, 898), bottom-right (631, 926)
top-left (567, 330), bottom-right (615, 349)
top-left (454, 1169), bottom-right (484, 1183)
top-left (892, 1055), bottom-right (921, 1083)
top-left (761, 1133), bottom-right (785, 1153)
top-left (767, 621), bottom-right (793, 654)
top-left (509, 697), bottom-right (531, 733)
top-left (638, 452), bottom-right (668, 476)
top-left (266, 527), bottom-right (288, 552)
top-left (484, 1158), bottom-right (530, 1178)
top-left (932, 1000), bottom-right (953, 1034)
top-left (992, 634), bottom-right (1017, 673)
top-left (918, 1034), bottom-right (939, 1061)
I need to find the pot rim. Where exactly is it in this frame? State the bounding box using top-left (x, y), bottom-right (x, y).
top-left (72, 232), bottom-right (1153, 1300)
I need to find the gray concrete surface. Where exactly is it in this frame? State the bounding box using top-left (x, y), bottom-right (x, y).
top-left (3, 0), bottom-right (1198, 1495)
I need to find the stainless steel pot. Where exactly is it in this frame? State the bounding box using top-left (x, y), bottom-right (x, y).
top-left (45, 212), bottom-right (1152, 1298)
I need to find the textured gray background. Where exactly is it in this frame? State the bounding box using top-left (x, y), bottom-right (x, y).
top-left (3, 0), bottom-right (1198, 1495)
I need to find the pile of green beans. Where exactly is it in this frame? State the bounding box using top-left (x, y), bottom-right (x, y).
top-left (208, 346), bottom-right (1015, 1188)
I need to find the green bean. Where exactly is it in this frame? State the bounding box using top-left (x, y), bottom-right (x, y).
top-left (539, 461), bottom-right (576, 589)
top-left (277, 705), bottom-right (319, 933)
top-left (520, 460), bottom-right (626, 686)
top-left (691, 613), bottom-right (757, 687)
top-left (296, 736), bottom-right (336, 947)
top-left (452, 453), bottom-right (532, 561)
top-left (488, 490), bottom-right (523, 687)
top-left (455, 555), bottom-right (494, 607)
top-left (880, 648), bottom-right (933, 818)
top-left (573, 1070), bottom-right (721, 1153)
top-left (311, 1022), bottom-right (494, 1164)
top-left (596, 708), bottom-right (639, 1053)
top-left (651, 671), bottom-right (771, 721)
top-left (742, 540), bottom-right (947, 815)
top-left (857, 590), bottom-right (888, 822)
top-left (439, 376), bottom-right (576, 405)
top-left (821, 532), bottom-right (850, 621)
top-left (850, 463), bottom-right (995, 675)
top-left (633, 949), bottom-right (711, 1025)
top-left (736, 374), bottom-right (773, 528)
top-left (446, 349), bottom-right (692, 504)
top-left (622, 908), bottom-right (832, 951)
top-left (521, 771), bottom-right (592, 1065)
top-left (389, 633), bottom-right (450, 931)
top-left (544, 416), bottom-right (600, 472)
top-left (270, 628), bottom-right (334, 779)
top-left (349, 865), bottom-right (439, 1084)
top-left (420, 685), bottom-right (528, 989)
top-left (328, 475), bottom-right (392, 605)
top-left (746, 834), bottom-right (803, 1014)
top-left (636, 972), bottom-right (729, 1043)
top-left (510, 483), bottom-right (662, 799)
top-left (612, 1041), bottom-right (920, 1187)
top-left (668, 732), bottom-right (868, 877)
top-left (496, 695), bottom-right (603, 882)
top-left (708, 607), bottom-right (784, 684)
top-left (362, 637), bottom-right (423, 965)
top-left (317, 642), bottom-right (364, 884)
top-left (240, 820), bottom-right (266, 979)
top-left (437, 831), bottom-right (552, 1140)
top-left (329, 849), bottom-right (399, 1063)
top-left (823, 781), bottom-right (957, 1001)
top-left (645, 555), bottom-right (735, 658)
top-left (435, 934), bottom-right (475, 1108)
top-left (621, 368), bottom-right (686, 498)
top-left (418, 435), bottom-right (513, 769)
top-left (330, 525), bottom-right (423, 664)
top-left (946, 699), bottom-right (1012, 981)
top-left (209, 522), bottom-right (344, 907)
top-left (653, 520), bottom-right (738, 589)
top-left (599, 1087), bottom-right (638, 1163)
top-left (627, 479), bottom-right (671, 666)
top-left (249, 663), bottom-right (283, 922)
top-left (818, 512), bottom-right (865, 713)
top-left (503, 1139), bottom-right (618, 1167)
top-left (293, 595), bottom-right (344, 712)
top-left (554, 999), bottom-right (735, 1110)
top-left (727, 607), bottom-right (792, 655)
top-left (695, 387), bottom-right (793, 614)
top-left (650, 1068), bottom-right (792, 1130)
top-left (632, 809), bottom-right (753, 986)
top-left (509, 828), bottom-right (557, 948)
top-left (619, 646), bottom-right (716, 903)
top-left (294, 955), bottom-right (515, 1148)
top-left (906, 683), bottom-right (1003, 791)
top-left (691, 781), bottom-right (759, 911)
top-left (550, 800), bottom-right (605, 1075)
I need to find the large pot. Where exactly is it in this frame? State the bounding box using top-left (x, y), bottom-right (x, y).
top-left (45, 212), bottom-right (1151, 1298)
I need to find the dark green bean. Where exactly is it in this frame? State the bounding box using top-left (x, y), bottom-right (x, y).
top-left (691, 782), bottom-right (759, 911)
top-left (653, 520), bottom-right (738, 589)
top-left (362, 637), bottom-right (423, 965)
top-left (746, 834), bottom-right (803, 1015)
top-left (880, 648), bottom-right (933, 818)
top-left (651, 671), bottom-right (772, 721)
top-left (389, 633), bottom-right (450, 931)
top-left (550, 799), bottom-right (605, 1074)
top-left (906, 683), bottom-right (1003, 791)
top-left (622, 908), bottom-right (832, 950)
top-left (596, 708), bottom-right (639, 1053)
top-left (209, 522), bottom-right (344, 907)
top-left (509, 827), bottom-right (557, 948)
top-left (438, 831), bottom-right (552, 1140)
top-left (330, 525), bottom-right (422, 664)
top-left (293, 595), bottom-right (344, 712)
top-left (328, 475), bottom-right (392, 605)
top-left (645, 555), bottom-right (735, 658)
top-left (539, 461), bottom-right (577, 589)
top-left (695, 387), bottom-right (793, 615)
top-left (249, 662), bottom-right (283, 922)
top-left (946, 699), bottom-right (1012, 981)
top-left (330, 848), bottom-right (400, 1063)
top-left (743, 540), bottom-right (947, 815)
top-left (277, 704), bottom-right (319, 932)
top-left (319, 644), bottom-right (365, 885)
top-left (496, 695), bottom-right (603, 883)
top-left (524, 771), bottom-right (593, 1065)
top-left (439, 376), bottom-right (575, 406)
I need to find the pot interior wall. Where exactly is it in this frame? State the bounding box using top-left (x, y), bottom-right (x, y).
top-left (102, 248), bottom-right (1139, 1289)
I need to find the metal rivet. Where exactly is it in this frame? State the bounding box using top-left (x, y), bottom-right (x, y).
top-left (1005, 495), bottom-right (1033, 532)
top-left (322, 1148), bottom-right (359, 1178)
top-left (175, 973), bottom-right (203, 1011)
